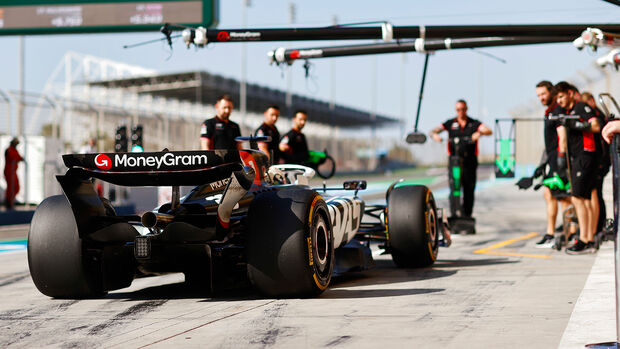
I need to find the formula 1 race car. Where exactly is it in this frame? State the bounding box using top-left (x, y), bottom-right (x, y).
top-left (28, 143), bottom-right (449, 298)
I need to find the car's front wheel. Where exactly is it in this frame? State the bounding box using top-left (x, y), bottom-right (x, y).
top-left (387, 185), bottom-right (439, 268)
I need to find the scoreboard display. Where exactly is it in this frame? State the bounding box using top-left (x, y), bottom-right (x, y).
top-left (0, 0), bottom-right (218, 35)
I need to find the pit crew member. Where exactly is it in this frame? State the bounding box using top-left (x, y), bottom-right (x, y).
top-left (532, 81), bottom-right (571, 247)
top-left (254, 105), bottom-right (281, 163)
top-left (582, 91), bottom-right (610, 234)
top-left (280, 110), bottom-right (310, 165)
top-left (430, 99), bottom-right (492, 217)
top-left (4, 138), bottom-right (24, 210)
top-left (553, 82), bottom-right (600, 254)
top-left (201, 94), bottom-right (242, 151)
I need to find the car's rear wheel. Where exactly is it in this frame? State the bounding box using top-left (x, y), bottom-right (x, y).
top-left (28, 195), bottom-right (106, 298)
top-left (247, 189), bottom-right (334, 297)
top-left (387, 185), bottom-right (439, 268)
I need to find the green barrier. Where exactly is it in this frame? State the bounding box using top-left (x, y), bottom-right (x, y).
top-left (495, 138), bottom-right (515, 177)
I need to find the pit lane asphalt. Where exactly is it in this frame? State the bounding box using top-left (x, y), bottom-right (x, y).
top-left (0, 173), bottom-right (612, 348)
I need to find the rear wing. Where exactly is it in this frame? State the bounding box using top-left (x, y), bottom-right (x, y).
top-left (60, 150), bottom-right (263, 186)
top-left (57, 150), bottom-right (268, 238)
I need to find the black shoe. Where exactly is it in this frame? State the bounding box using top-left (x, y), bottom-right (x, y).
top-left (568, 232), bottom-right (579, 245)
top-left (587, 241), bottom-right (599, 251)
top-left (535, 234), bottom-right (554, 248)
top-left (566, 240), bottom-right (589, 254)
top-left (555, 224), bottom-right (564, 233)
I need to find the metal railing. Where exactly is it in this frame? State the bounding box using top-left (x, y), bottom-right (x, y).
top-left (587, 93), bottom-right (620, 348)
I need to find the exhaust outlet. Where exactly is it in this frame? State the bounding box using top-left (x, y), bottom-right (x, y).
top-left (141, 211), bottom-right (174, 228)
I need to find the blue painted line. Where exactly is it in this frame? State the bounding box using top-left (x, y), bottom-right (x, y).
top-left (0, 240), bottom-right (27, 253)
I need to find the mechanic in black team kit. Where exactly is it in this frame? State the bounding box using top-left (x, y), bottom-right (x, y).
top-left (430, 100), bottom-right (492, 217)
top-left (553, 82), bottom-right (601, 254)
top-left (582, 91), bottom-right (610, 235)
top-left (200, 94), bottom-right (242, 151)
top-left (280, 110), bottom-right (309, 165)
top-left (254, 105), bottom-right (281, 163)
top-left (533, 81), bottom-right (571, 247)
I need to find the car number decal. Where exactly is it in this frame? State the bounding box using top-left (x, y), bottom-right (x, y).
top-left (326, 197), bottom-right (361, 246)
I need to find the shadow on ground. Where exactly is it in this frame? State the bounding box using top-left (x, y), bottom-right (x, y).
top-left (320, 287), bottom-right (444, 299)
top-left (434, 258), bottom-right (519, 268)
top-left (107, 280), bottom-right (258, 301)
top-left (104, 257), bottom-right (515, 301)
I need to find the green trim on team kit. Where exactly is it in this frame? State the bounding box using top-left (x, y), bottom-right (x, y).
top-left (451, 166), bottom-right (461, 196)
top-left (495, 138), bottom-right (516, 175)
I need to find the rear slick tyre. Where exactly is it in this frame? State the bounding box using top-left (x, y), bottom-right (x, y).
top-left (28, 195), bottom-right (106, 298)
top-left (247, 189), bottom-right (334, 297)
top-left (388, 185), bottom-right (439, 268)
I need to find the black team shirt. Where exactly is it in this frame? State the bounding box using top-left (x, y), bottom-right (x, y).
top-left (441, 117), bottom-right (482, 163)
top-left (544, 101), bottom-right (559, 157)
top-left (551, 102), bottom-right (597, 158)
top-left (201, 116), bottom-right (241, 150)
top-left (593, 105), bottom-right (610, 172)
top-left (255, 122), bottom-right (281, 163)
top-left (280, 129), bottom-right (308, 164)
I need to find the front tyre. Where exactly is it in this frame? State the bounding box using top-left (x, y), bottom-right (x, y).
top-left (28, 195), bottom-right (106, 298)
top-left (387, 185), bottom-right (439, 268)
top-left (247, 189), bottom-right (334, 297)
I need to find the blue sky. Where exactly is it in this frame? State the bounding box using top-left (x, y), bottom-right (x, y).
top-left (0, 0), bottom-right (618, 136)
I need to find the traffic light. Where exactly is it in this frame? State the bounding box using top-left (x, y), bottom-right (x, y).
top-left (131, 125), bottom-right (143, 152)
top-left (114, 125), bottom-right (128, 152)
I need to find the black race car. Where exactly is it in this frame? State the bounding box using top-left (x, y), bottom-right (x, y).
top-left (28, 145), bottom-right (449, 298)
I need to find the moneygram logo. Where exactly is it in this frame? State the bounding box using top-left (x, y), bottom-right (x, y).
top-left (229, 31), bottom-right (260, 40)
top-left (94, 154), bottom-right (112, 171)
top-left (216, 31), bottom-right (230, 41)
top-left (114, 153), bottom-right (209, 169)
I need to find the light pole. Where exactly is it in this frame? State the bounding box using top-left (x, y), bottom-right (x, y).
top-left (240, 0), bottom-right (250, 130)
top-left (285, 2), bottom-right (296, 117)
top-left (18, 35), bottom-right (29, 207)
top-left (370, 54), bottom-right (378, 171)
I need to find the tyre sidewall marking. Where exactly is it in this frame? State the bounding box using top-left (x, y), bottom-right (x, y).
top-left (308, 195), bottom-right (330, 289)
top-left (425, 190), bottom-right (437, 260)
top-left (385, 208), bottom-right (389, 241)
top-left (313, 274), bottom-right (328, 291)
top-left (307, 237), bottom-right (314, 266)
top-left (307, 195), bottom-right (321, 267)
top-left (309, 195), bottom-right (321, 224)
top-left (425, 189), bottom-right (431, 234)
